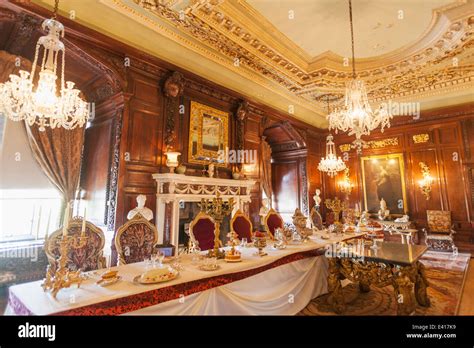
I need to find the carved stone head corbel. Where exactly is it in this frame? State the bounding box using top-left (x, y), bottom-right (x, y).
top-left (164, 71), bottom-right (185, 98)
top-left (236, 100), bottom-right (249, 122)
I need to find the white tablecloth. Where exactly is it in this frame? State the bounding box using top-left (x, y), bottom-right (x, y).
top-left (5, 233), bottom-right (358, 315)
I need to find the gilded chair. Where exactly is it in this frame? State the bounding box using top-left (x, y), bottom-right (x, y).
top-left (325, 212), bottom-right (335, 226)
top-left (230, 209), bottom-right (253, 241)
top-left (310, 207), bottom-right (324, 230)
top-left (189, 211), bottom-right (217, 251)
top-left (115, 213), bottom-right (159, 265)
top-left (45, 217), bottom-right (106, 272)
top-left (422, 210), bottom-right (457, 254)
top-left (264, 208), bottom-right (284, 239)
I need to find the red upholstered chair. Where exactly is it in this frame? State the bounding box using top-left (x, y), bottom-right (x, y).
top-left (45, 217), bottom-right (106, 272)
top-left (326, 212), bottom-right (335, 226)
top-left (189, 211), bottom-right (217, 251)
top-left (264, 208), bottom-right (284, 239)
top-left (230, 209), bottom-right (253, 241)
top-left (115, 213), bottom-right (159, 265)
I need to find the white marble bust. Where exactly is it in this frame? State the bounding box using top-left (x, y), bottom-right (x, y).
top-left (127, 194), bottom-right (154, 221)
top-left (313, 189), bottom-right (322, 209)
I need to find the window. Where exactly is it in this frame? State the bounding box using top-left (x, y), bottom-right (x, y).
top-left (0, 119), bottom-right (62, 244)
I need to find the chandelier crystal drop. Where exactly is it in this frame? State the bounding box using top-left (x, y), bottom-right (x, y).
top-left (318, 134), bottom-right (346, 177)
top-left (0, 0), bottom-right (89, 131)
top-left (327, 0), bottom-right (392, 153)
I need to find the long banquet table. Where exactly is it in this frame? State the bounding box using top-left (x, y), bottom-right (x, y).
top-left (5, 234), bottom-right (358, 315)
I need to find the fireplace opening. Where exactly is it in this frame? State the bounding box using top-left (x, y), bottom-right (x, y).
top-left (178, 201), bottom-right (230, 249)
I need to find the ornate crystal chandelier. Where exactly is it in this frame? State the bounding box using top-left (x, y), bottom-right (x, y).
top-left (327, 0), bottom-right (392, 153)
top-left (318, 134), bottom-right (346, 177)
top-left (0, 0), bottom-right (89, 131)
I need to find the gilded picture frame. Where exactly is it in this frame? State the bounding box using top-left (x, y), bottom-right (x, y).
top-left (360, 153), bottom-right (408, 215)
top-left (188, 101), bottom-right (229, 166)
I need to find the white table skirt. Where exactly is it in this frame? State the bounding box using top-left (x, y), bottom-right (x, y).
top-left (5, 233), bottom-right (359, 315)
top-left (127, 256), bottom-right (328, 315)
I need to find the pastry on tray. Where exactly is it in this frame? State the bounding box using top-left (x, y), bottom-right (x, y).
top-left (140, 267), bottom-right (176, 283)
top-left (225, 248), bottom-right (242, 262)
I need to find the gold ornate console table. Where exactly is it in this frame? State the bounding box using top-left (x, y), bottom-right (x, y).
top-left (327, 242), bottom-right (430, 315)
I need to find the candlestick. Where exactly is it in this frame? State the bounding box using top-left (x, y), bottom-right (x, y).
top-left (45, 208), bottom-right (51, 239)
top-left (36, 206), bottom-right (42, 240)
top-left (62, 203), bottom-right (70, 237)
top-left (81, 207), bottom-right (87, 236)
top-left (30, 205), bottom-right (36, 235)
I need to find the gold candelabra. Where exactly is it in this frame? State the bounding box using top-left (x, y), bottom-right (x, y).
top-left (198, 192), bottom-right (235, 258)
top-left (325, 197), bottom-right (347, 228)
top-left (42, 208), bottom-right (88, 299)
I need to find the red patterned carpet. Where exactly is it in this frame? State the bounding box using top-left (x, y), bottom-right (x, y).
top-left (300, 251), bottom-right (471, 316)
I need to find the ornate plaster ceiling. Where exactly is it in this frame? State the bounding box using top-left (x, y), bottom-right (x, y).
top-left (247, 0), bottom-right (455, 58)
top-left (31, 0), bottom-right (474, 127)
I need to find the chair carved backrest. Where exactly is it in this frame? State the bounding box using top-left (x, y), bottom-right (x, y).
top-left (115, 213), bottom-right (159, 265)
top-left (310, 207), bottom-right (324, 230)
top-left (426, 210), bottom-right (452, 233)
top-left (326, 212), bottom-right (335, 226)
top-left (189, 211), bottom-right (216, 251)
top-left (45, 217), bottom-right (106, 272)
top-left (230, 209), bottom-right (253, 241)
top-left (264, 208), bottom-right (284, 238)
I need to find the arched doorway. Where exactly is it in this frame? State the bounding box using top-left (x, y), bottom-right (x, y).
top-left (263, 121), bottom-right (309, 222)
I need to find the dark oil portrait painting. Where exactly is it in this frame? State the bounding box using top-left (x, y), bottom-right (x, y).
top-left (361, 154), bottom-right (407, 215)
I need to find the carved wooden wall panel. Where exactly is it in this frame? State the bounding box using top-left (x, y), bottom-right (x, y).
top-left (328, 109), bottom-right (474, 251)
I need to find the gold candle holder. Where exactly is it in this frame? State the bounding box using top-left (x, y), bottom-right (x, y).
top-left (325, 197), bottom-right (347, 233)
top-left (198, 192), bottom-right (235, 258)
top-left (42, 224), bottom-right (87, 299)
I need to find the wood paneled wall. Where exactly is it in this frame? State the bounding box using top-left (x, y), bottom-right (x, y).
top-left (322, 104), bottom-right (474, 250)
top-left (5, 2), bottom-right (473, 253)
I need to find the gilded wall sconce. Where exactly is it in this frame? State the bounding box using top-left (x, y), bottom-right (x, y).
top-left (338, 168), bottom-right (354, 196)
top-left (418, 162), bottom-right (433, 200)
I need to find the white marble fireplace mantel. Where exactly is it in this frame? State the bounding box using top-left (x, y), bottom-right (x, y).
top-left (152, 173), bottom-right (256, 246)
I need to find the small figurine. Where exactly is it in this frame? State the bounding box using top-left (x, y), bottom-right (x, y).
top-left (127, 195), bottom-right (154, 221)
top-left (292, 208), bottom-right (312, 240)
top-left (395, 214), bottom-right (410, 223)
top-left (207, 163), bottom-right (215, 178)
top-left (359, 210), bottom-right (370, 226)
top-left (377, 198), bottom-right (390, 220)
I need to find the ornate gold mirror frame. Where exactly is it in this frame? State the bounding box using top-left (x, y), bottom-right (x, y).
top-left (188, 101), bottom-right (229, 166)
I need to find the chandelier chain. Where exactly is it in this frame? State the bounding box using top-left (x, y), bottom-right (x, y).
top-left (349, 0), bottom-right (356, 79)
top-left (53, 0), bottom-right (60, 20)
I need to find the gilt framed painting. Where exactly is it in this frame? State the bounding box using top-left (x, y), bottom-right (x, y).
top-left (360, 153), bottom-right (408, 215)
top-left (188, 101), bottom-right (229, 167)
